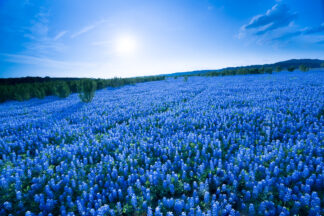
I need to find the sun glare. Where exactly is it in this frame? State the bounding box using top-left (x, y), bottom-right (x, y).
top-left (115, 35), bottom-right (137, 56)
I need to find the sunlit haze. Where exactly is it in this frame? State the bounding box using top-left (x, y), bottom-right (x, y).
top-left (115, 35), bottom-right (138, 56)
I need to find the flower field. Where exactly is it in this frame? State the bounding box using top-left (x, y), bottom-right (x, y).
top-left (0, 71), bottom-right (323, 215)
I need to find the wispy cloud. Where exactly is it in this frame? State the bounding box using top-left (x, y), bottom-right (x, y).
top-left (24, 10), bottom-right (49, 40)
top-left (71, 20), bottom-right (106, 39)
top-left (91, 40), bottom-right (112, 46)
top-left (274, 23), bottom-right (324, 40)
top-left (1, 53), bottom-right (95, 69)
top-left (237, 3), bottom-right (324, 45)
top-left (71, 25), bottom-right (96, 38)
top-left (24, 40), bottom-right (66, 53)
top-left (1, 53), bottom-right (118, 78)
top-left (22, 9), bottom-right (67, 54)
top-left (303, 23), bottom-right (324, 34)
top-left (241, 4), bottom-right (297, 35)
top-left (54, 31), bottom-right (67, 41)
top-left (317, 39), bottom-right (324, 44)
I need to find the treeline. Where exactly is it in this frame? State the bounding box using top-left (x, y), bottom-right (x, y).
top-left (0, 76), bottom-right (165, 103)
top-left (204, 66), bottom-right (274, 77)
top-left (169, 59), bottom-right (324, 77)
top-left (182, 64), bottom-right (314, 78)
top-left (0, 77), bottom-right (79, 85)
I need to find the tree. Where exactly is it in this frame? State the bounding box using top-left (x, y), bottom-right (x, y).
top-left (33, 87), bottom-right (46, 99)
top-left (287, 66), bottom-right (295, 72)
top-left (14, 85), bottom-right (31, 101)
top-left (79, 79), bottom-right (97, 103)
top-left (321, 63), bottom-right (324, 68)
top-left (55, 82), bottom-right (70, 98)
top-left (275, 66), bottom-right (282, 72)
top-left (184, 76), bottom-right (188, 82)
top-left (265, 67), bottom-right (273, 74)
top-left (299, 64), bottom-right (309, 72)
top-left (0, 86), bottom-right (9, 102)
top-left (67, 80), bottom-right (80, 93)
top-left (0, 76), bottom-right (165, 103)
top-left (96, 80), bottom-right (106, 90)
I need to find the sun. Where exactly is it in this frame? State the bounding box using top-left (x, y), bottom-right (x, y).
top-left (115, 35), bottom-right (137, 56)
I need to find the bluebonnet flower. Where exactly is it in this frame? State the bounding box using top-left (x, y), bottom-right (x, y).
top-left (249, 204), bottom-right (255, 216)
top-left (131, 195), bottom-right (137, 208)
top-left (4, 201), bottom-right (12, 210)
top-left (25, 211), bottom-right (33, 216)
top-left (170, 183), bottom-right (175, 195)
top-left (212, 201), bottom-right (219, 216)
top-left (155, 207), bottom-right (162, 216)
top-left (174, 199), bottom-right (184, 215)
top-left (204, 191), bottom-right (210, 204)
top-left (147, 207), bottom-right (153, 216)
top-left (16, 191), bottom-right (22, 200)
top-left (0, 72), bottom-right (322, 215)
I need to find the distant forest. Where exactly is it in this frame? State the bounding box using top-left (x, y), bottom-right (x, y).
top-left (198, 63), bottom-right (309, 77)
top-left (1, 59), bottom-right (323, 103)
top-left (169, 59), bottom-right (324, 77)
top-left (0, 76), bottom-right (165, 103)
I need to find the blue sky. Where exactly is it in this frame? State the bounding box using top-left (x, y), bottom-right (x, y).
top-left (0, 0), bottom-right (323, 78)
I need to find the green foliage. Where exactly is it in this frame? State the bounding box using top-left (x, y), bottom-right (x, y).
top-left (0, 76), bottom-right (165, 103)
top-left (189, 61), bottom-right (322, 77)
top-left (0, 86), bottom-right (11, 102)
top-left (79, 79), bottom-right (97, 103)
top-left (96, 80), bottom-right (105, 89)
top-left (203, 67), bottom-right (270, 77)
top-left (33, 87), bottom-right (46, 99)
top-left (55, 82), bottom-right (71, 98)
top-left (265, 67), bottom-right (273, 74)
top-left (299, 64), bottom-right (309, 72)
top-left (14, 85), bottom-right (31, 101)
top-left (321, 63), bottom-right (324, 68)
top-left (275, 66), bottom-right (282, 72)
top-left (43, 83), bottom-right (57, 95)
top-left (287, 66), bottom-right (295, 72)
top-left (67, 81), bottom-right (80, 93)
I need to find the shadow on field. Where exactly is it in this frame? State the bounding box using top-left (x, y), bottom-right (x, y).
top-left (51, 101), bottom-right (86, 122)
